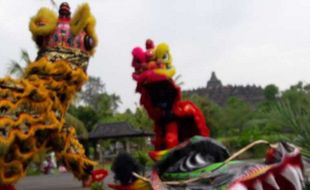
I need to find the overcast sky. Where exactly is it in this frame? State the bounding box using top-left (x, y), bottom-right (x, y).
top-left (1, 0), bottom-right (310, 111)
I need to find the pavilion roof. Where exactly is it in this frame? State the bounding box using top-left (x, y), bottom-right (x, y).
top-left (82, 121), bottom-right (153, 141)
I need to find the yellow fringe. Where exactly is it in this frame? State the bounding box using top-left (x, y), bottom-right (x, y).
top-left (14, 138), bottom-right (36, 160)
top-left (29, 7), bottom-right (57, 37)
top-left (69, 3), bottom-right (98, 55)
top-left (0, 30), bottom-right (93, 184)
top-left (70, 3), bottom-right (91, 36)
top-left (0, 160), bottom-right (24, 184)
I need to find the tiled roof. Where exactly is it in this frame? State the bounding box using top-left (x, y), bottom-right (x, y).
top-left (86, 121), bottom-right (153, 140)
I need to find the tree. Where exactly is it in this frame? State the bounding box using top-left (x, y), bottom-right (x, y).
top-left (68, 105), bottom-right (99, 132)
top-left (257, 84), bottom-right (280, 112)
top-left (264, 84), bottom-right (279, 101)
top-left (64, 113), bottom-right (88, 137)
top-left (105, 107), bottom-right (152, 132)
top-left (100, 107), bottom-right (152, 151)
top-left (69, 75), bottom-right (122, 131)
top-left (95, 93), bottom-right (122, 119)
top-left (269, 82), bottom-right (310, 151)
top-left (282, 82), bottom-right (310, 106)
top-left (79, 76), bottom-right (105, 108)
top-left (271, 100), bottom-right (310, 151)
top-left (221, 97), bottom-right (253, 136)
top-left (184, 94), bottom-right (223, 137)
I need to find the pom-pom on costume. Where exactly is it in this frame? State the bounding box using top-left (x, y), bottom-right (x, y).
top-left (0, 2), bottom-right (99, 189)
top-left (131, 39), bottom-right (209, 150)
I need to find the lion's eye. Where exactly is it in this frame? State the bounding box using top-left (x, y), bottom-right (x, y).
top-left (135, 59), bottom-right (141, 65)
top-left (162, 53), bottom-right (169, 61)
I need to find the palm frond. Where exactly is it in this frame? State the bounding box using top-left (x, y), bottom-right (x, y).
top-left (174, 74), bottom-right (184, 86)
top-left (20, 49), bottom-right (31, 65)
top-left (174, 74), bottom-right (182, 81)
top-left (50, 0), bottom-right (58, 10)
top-left (272, 100), bottom-right (310, 150)
top-left (7, 60), bottom-right (24, 77)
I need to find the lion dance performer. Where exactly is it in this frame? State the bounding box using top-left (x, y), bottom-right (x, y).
top-left (0, 2), bottom-right (101, 189)
top-left (131, 39), bottom-right (210, 150)
top-left (109, 40), bottom-right (307, 190)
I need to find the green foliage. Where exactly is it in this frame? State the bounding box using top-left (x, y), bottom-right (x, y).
top-left (69, 75), bottom-right (310, 158)
top-left (69, 75), bottom-right (122, 132)
top-left (64, 112), bottom-right (88, 137)
top-left (79, 76), bottom-right (105, 108)
top-left (134, 150), bottom-right (152, 167)
top-left (270, 85), bottom-right (310, 150)
top-left (90, 182), bottom-right (104, 190)
top-left (69, 105), bottom-right (99, 132)
top-left (264, 84), bottom-right (279, 101)
top-left (220, 97), bottom-right (253, 136)
top-left (133, 150), bottom-right (153, 175)
top-left (78, 76), bottom-right (121, 115)
top-left (26, 150), bottom-right (47, 176)
top-left (232, 83), bottom-right (310, 153)
top-left (69, 79), bottom-right (152, 152)
top-left (185, 82), bottom-right (310, 155)
top-left (95, 93), bottom-right (121, 119)
top-left (105, 107), bottom-right (152, 133)
top-left (26, 163), bottom-right (41, 176)
top-left (101, 107), bottom-right (153, 150)
top-left (183, 94), bottom-right (223, 136)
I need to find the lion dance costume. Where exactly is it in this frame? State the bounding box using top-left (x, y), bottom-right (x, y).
top-left (131, 39), bottom-right (210, 150)
top-left (0, 3), bottom-right (98, 189)
top-left (109, 40), bottom-right (307, 190)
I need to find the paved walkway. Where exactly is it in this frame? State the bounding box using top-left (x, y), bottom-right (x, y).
top-left (15, 173), bottom-right (113, 190)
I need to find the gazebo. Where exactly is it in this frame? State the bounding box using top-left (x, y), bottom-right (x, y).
top-left (79, 121), bottom-right (153, 160)
top-left (89, 121), bottom-right (153, 140)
